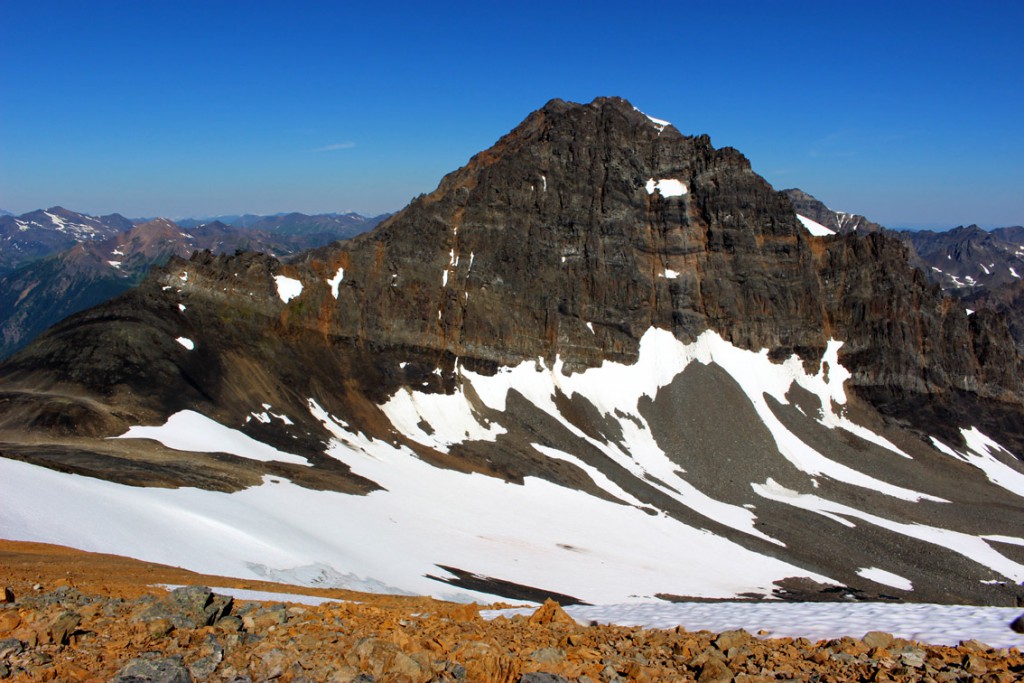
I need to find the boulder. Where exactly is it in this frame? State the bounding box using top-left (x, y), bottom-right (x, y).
top-left (109, 654), bottom-right (192, 683)
top-left (528, 600), bottom-right (576, 626)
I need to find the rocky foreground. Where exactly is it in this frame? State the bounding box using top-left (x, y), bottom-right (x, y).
top-left (1, 542), bottom-right (1023, 682)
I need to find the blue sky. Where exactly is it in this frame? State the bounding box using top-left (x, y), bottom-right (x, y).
top-left (2, 1), bottom-right (1021, 228)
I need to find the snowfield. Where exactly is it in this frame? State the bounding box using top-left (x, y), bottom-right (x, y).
top-left (114, 410), bottom-right (309, 466)
top-left (796, 214), bottom-right (836, 236)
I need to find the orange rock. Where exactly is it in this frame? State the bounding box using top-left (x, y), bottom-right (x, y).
top-left (0, 610), bottom-right (21, 632)
top-left (450, 602), bottom-right (481, 622)
top-left (528, 599), bottom-right (576, 627)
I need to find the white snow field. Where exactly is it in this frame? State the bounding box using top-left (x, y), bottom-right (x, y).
top-left (114, 410), bottom-right (309, 466)
top-left (4, 328), bottom-right (1024, 646)
top-left (796, 214), bottom-right (836, 237)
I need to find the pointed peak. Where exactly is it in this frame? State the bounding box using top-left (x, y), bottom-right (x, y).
top-left (551, 96), bottom-right (677, 135)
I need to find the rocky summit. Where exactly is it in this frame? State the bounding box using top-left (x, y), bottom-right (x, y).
top-left (1, 97), bottom-right (1023, 608)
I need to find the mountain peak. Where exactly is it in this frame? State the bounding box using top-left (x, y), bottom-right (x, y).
top-left (1, 99), bottom-right (1023, 606)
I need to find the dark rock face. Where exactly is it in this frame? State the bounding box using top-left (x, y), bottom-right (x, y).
top-left (782, 188), bottom-right (1024, 359)
top-left (962, 280), bottom-right (1024, 355)
top-left (818, 232), bottom-right (1024, 452)
top-left (0, 207), bottom-right (131, 275)
top-left (312, 97), bottom-right (821, 370)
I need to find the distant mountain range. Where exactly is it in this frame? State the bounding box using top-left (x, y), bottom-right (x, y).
top-left (0, 208), bottom-right (389, 357)
top-left (0, 207), bottom-right (133, 274)
top-left (905, 225), bottom-right (1024, 291)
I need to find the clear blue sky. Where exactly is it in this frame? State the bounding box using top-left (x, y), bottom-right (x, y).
top-left (2, 1), bottom-right (1021, 228)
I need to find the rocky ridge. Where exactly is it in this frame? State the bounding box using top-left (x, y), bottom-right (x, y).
top-left (782, 188), bottom-right (1024, 355)
top-left (0, 208), bottom-right (132, 275)
top-left (780, 189), bottom-right (885, 236)
top-left (903, 225), bottom-right (1024, 293)
top-left (0, 213), bottom-right (387, 359)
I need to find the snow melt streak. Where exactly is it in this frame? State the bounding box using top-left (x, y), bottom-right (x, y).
top-left (327, 267), bottom-right (345, 299)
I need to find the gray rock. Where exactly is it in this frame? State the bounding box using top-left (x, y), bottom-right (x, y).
top-left (204, 593), bottom-right (233, 625)
top-left (0, 638), bottom-right (23, 659)
top-left (898, 646), bottom-right (927, 668)
top-left (109, 654), bottom-right (193, 683)
top-left (862, 631), bottom-right (894, 649)
top-left (188, 634), bottom-right (223, 679)
top-left (520, 675), bottom-right (570, 683)
top-left (188, 655), bottom-right (220, 680)
top-left (140, 586), bottom-right (233, 629)
top-left (48, 610), bottom-right (81, 645)
top-left (1010, 613), bottom-right (1024, 633)
top-left (440, 660), bottom-right (466, 680)
top-left (168, 586), bottom-right (214, 624)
